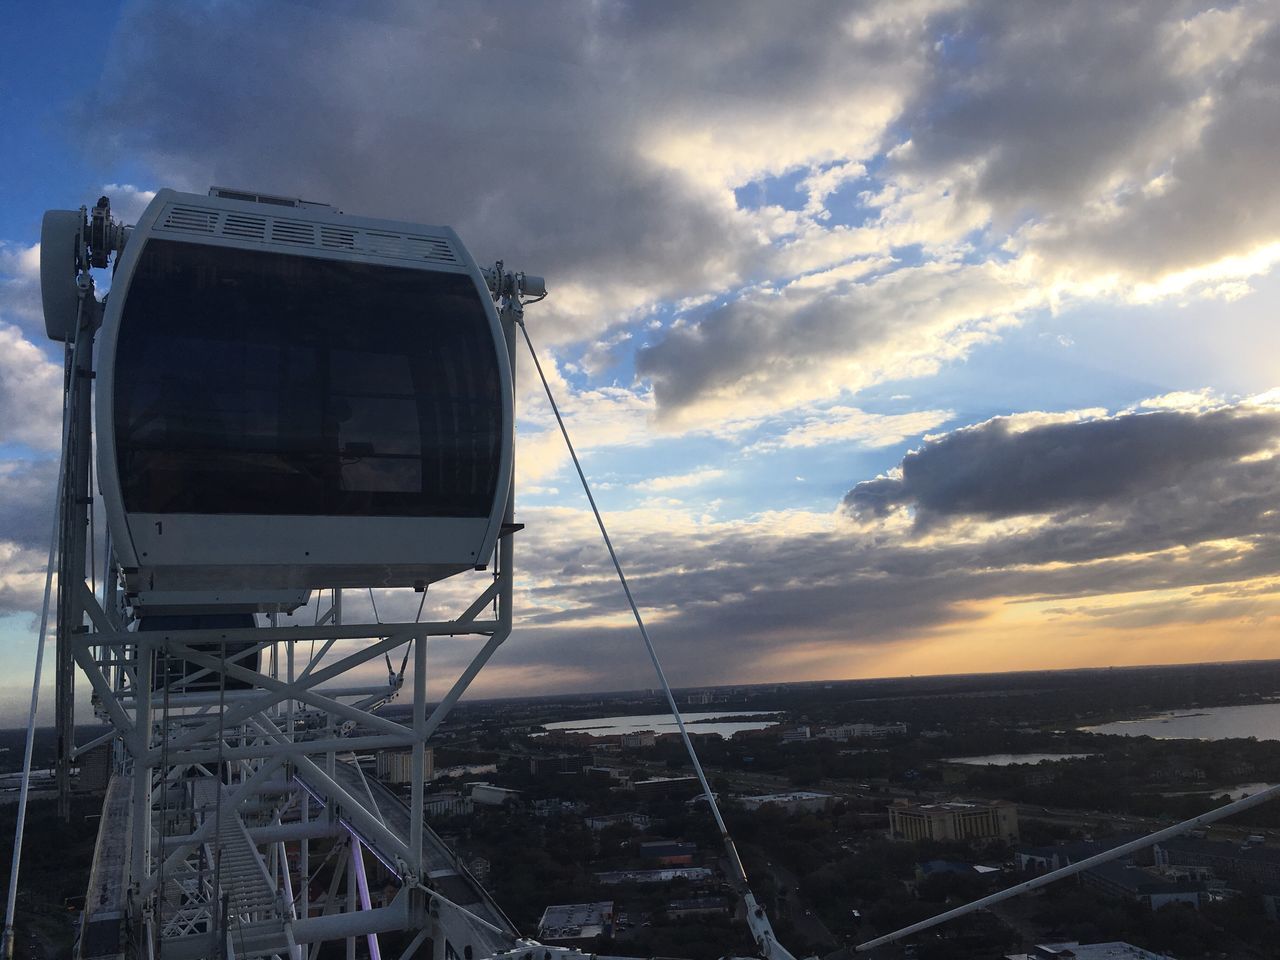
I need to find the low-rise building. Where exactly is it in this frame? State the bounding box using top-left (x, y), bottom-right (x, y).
top-left (1155, 836), bottom-right (1280, 885)
top-left (633, 776), bottom-right (701, 799)
top-left (640, 840), bottom-right (697, 866)
top-left (621, 730), bottom-right (656, 749)
top-left (825, 722), bottom-right (908, 740)
top-left (916, 860), bottom-right (1000, 881)
top-left (1081, 861), bottom-right (1204, 911)
top-left (1005, 942), bottom-right (1174, 960)
top-left (668, 896), bottom-right (728, 918)
top-left (537, 901), bottom-right (613, 945)
top-left (1017, 838), bottom-right (1145, 874)
top-left (888, 798), bottom-right (1019, 843)
top-left (423, 792), bottom-right (472, 818)
top-left (470, 783), bottom-right (522, 807)
top-left (584, 812), bottom-right (652, 832)
top-left (530, 753), bottom-right (591, 776)
top-left (781, 726), bottom-right (811, 742)
top-left (595, 867), bottom-right (714, 885)
top-left (741, 791), bottom-right (834, 815)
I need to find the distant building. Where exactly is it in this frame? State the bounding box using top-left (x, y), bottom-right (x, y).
top-left (684, 691), bottom-right (714, 706)
top-left (1155, 837), bottom-right (1280, 885)
top-left (375, 748), bottom-right (434, 784)
top-left (633, 776), bottom-right (701, 800)
top-left (530, 753), bottom-right (591, 776)
top-left (621, 730), bottom-right (656, 749)
top-left (781, 726), bottom-right (811, 742)
top-left (1081, 861), bottom-right (1204, 911)
top-left (916, 860), bottom-right (1000, 881)
top-left (639, 840), bottom-right (697, 866)
top-left (668, 896), bottom-right (728, 918)
top-left (888, 798), bottom-right (1019, 843)
top-left (537, 901), bottom-right (613, 945)
top-left (741, 791), bottom-right (834, 815)
top-left (1005, 943), bottom-right (1173, 960)
top-left (470, 783), bottom-right (521, 807)
top-left (1018, 838), bottom-right (1145, 874)
top-left (423, 792), bottom-right (472, 818)
top-left (469, 857), bottom-right (490, 883)
top-left (826, 722), bottom-right (908, 741)
top-left (533, 798), bottom-right (584, 817)
top-left (595, 867), bottom-right (714, 885)
top-left (584, 812), bottom-right (652, 832)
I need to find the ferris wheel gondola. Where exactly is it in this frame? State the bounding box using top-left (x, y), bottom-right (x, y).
top-left (52, 187), bottom-right (516, 614)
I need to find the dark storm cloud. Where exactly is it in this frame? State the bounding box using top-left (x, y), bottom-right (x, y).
top-left (431, 400), bottom-right (1280, 687)
top-left (87, 0), bottom-right (924, 341)
top-left (845, 407), bottom-right (1280, 524)
top-left (0, 460), bottom-right (57, 551)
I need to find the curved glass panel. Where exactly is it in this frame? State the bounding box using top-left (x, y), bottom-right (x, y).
top-left (115, 239), bottom-right (502, 517)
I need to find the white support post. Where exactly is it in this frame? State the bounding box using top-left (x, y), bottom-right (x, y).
top-left (346, 839), bottom-right (357, 960)
top-left (299, 790), bottom-right (310, 921)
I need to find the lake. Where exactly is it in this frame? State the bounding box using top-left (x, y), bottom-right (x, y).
top-left (1080, 702), bottom-right (1280, 741)
top-left (536, 711), bottom-right (779, 739)
top-left (1162, 782), bottom-right (1277, 801)
top-left (944, 753), bottom-right (1098, 766)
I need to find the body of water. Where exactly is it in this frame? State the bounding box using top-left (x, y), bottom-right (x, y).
top-left (1081, 702), bottom-right (1280, 740)
top-left (1161, 782), bottom-right (1277, 801)
top-left (536, 711), bottom-right (779, 739)
top-left (944, 753), bottom-right (1097, 766)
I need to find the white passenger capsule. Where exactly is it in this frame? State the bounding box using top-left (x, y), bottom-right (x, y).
top-left (93, 188), bottom-right (513, 613)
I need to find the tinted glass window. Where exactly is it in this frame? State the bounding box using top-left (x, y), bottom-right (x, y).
top-left (115, 239), bottom-right (502, 517)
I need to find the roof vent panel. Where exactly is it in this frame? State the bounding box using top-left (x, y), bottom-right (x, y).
top-left (160, 206), bottom-right (220, 234)
top-left (269, 220), bottom-right (317, 246)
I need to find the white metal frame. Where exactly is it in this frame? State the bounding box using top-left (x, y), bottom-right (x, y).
top-left (54, 230), bottom-right (535, 958)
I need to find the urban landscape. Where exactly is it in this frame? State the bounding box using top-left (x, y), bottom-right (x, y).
top-left (8, 660), bottom-right (1280, 958)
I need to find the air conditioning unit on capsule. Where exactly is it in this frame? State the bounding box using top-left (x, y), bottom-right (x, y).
top-left (91, 188), bottom-right (513, 614)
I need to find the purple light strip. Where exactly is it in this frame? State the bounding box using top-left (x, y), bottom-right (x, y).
top-left (349, 831), bottom-right (383, 960)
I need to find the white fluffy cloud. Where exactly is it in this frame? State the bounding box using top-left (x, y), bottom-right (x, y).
top-left (1, 1), bottom-right (1278, 707)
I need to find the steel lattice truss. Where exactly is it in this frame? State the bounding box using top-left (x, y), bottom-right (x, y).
top-left (56, 253), bottom-right (554, 960)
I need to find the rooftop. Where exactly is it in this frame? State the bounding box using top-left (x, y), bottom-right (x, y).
top-left (1085, 861), bottom-right (1205, 895)
top-left (894, 797), bottom-right (1013, 813)
top-left (1160, 836), bottom-right (1280, 864)
top-left (1005, 942), bottom-right (1173, 960)
top-left (744, 791), bottom-right (833, 802)
top-left (537, 901), bottom-right (613, 941)
top-left (595, 867), bottom-right (714, 885)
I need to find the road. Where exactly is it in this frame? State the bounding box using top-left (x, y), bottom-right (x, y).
top-left (742, 846), bottom-right (838, 952)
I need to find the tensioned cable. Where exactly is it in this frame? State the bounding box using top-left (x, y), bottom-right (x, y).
top-left (3, 305), bottom-right (84, 954)
top-left (515, 316), bottom-right (758, 896)
top-left (394, 593), bottom-right (427, 684)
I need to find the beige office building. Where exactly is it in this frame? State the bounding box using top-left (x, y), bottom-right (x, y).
top-left (888, 798), bottom-right (1019, 843)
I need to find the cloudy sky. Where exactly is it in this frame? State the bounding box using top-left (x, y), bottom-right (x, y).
top-left (3, 0), bottom-right (1280, 722)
